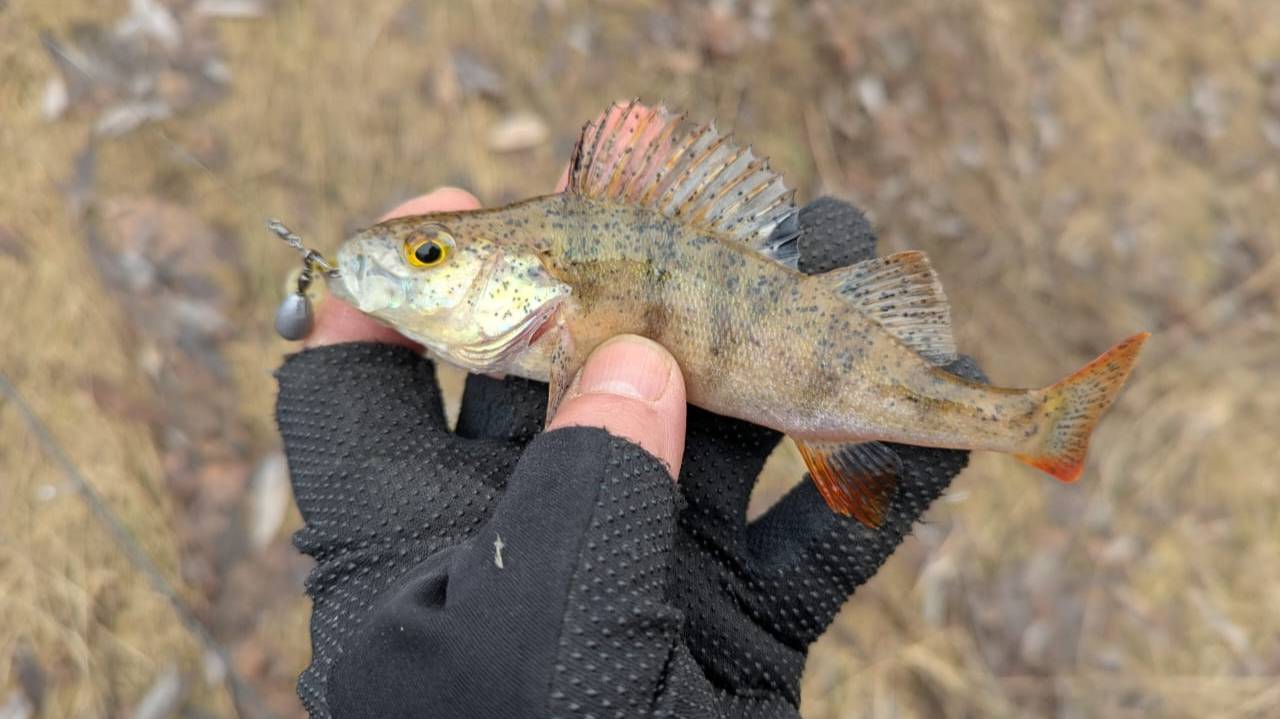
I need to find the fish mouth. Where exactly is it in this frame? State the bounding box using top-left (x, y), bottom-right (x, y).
top-left (331, 250), bottom-right (407, 313)
top-left (327, 243), bottom-right (361, 304)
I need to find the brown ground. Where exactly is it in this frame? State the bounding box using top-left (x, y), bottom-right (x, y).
top-left (2, 1), bottom-right (1278, 717)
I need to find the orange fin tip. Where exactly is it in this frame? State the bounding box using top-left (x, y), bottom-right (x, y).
top-left (795, 440), bottom-right (901, 528)
top-left (1016, 332), bottom-right (1150, 484)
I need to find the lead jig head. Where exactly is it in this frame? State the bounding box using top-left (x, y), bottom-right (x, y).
top-left (267, 219), bottom-right (339, 341)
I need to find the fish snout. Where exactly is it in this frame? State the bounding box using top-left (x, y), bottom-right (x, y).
top-left (332, 240), bottom-right (407, 313)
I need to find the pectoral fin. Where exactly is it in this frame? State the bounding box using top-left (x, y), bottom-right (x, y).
top-left (794, 440), bottom-right (902, 528)
top-left (545, 326), bottom-right (582, 424)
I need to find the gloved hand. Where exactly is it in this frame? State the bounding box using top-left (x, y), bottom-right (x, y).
top-left (275, 196), bottom-right (985, 718)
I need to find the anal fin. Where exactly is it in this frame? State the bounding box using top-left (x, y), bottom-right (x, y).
top-left (794, 440), bottom-right (902, 528)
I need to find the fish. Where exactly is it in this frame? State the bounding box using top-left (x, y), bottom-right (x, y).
top-left (326, 101), bottom-right (1149, 528)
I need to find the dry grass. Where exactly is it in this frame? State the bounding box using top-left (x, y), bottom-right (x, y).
top-left (2, 0), bottom-right (1277, 716)
top-left (0, 4), bottom-right (231, 715)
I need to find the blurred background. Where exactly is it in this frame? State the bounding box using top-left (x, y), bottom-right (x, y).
top-left (2, 0), bottom-right (1278, 717)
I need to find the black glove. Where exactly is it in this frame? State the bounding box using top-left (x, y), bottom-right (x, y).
top-left (275, 198), bottom-right (985, 718)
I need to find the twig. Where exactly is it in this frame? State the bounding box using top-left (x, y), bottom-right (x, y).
top-left (0, 372), bottom-right (278, 719)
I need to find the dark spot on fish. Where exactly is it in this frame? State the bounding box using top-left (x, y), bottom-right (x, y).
top-left (642, 302), bottom-right (669, 340)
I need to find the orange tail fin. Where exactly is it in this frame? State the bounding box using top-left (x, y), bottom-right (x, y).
top-left (1015, 332), bottom-right (1150, 482)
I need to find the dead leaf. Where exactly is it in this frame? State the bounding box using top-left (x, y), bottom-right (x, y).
top-left (86, 376), bottom-right (161, 424)
top-left (488, 111), bottom-right (548, 152)
top-left (129, 666), bottom-right (184, 719)
top-left (451, 48), bottom-right (505, 99)
top-left (0, 226), bottom-right (27, 262)
top-left (193, 0), bottom-right (265, 19)
top-left (247, 452), bottom-right (290, 550)
top-left (41, 0), bottom-right (230, 136)
top-left (698, 3), bottom-right (747, 59)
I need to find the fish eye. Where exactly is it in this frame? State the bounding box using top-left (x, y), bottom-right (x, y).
top-left (404, 225), bottom-right (454, 268)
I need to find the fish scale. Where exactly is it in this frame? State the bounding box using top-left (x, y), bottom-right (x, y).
top-left (327, 102), bottom-right (1149, 528)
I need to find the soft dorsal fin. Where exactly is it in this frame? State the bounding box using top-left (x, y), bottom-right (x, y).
top-left (822, 251), bottom-right (957, 365)
top-left (567, 101), bottom-right (801, 268)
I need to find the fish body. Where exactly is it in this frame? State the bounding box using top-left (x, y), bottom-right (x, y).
top-left (330, 103), bottom-right (1147, 526)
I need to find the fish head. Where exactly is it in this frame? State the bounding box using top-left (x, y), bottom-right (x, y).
top-left (331, 213), bottom-right (570, 372)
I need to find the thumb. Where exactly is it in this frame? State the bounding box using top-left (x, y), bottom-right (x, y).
top-left (546, 335), bottom-right (687, 478)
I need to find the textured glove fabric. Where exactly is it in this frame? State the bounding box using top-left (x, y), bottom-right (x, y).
top-left (277, 344), bottom-right (523, 714)
top-left (274, 198), bottom-right (984, 718)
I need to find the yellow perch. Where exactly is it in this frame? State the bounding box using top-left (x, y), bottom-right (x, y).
top-left (328, 102), bottom-right (1148, 527)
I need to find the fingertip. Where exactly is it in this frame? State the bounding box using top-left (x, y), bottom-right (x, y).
top-left (304, 297), bottom-right (422, 350)
top-left (546, 336), bottom-right (686, 478)
top-left (381, 187), bottom-right (482, 220)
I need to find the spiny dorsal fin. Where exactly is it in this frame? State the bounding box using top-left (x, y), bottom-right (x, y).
top-left (821, 250), bottom-right (957, 365)
top-left (794, 440), bottom-right (901, 528)
top-left (567, 101), bottom-right (800, 268)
